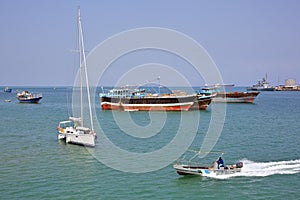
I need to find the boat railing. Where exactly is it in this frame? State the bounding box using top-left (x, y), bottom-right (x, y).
top-left (32, 93), bottom-right (43, 98)
top-left (175, 150), bottom-right (225, 167)
top-left (175, 158), bottom-right (203, 167)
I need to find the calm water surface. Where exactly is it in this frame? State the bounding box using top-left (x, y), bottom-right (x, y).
top-left (0, 87), bottom-right (299, 199)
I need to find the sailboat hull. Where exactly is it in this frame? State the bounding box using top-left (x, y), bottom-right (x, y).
top-left (65, 133), bottom-right (95, 147)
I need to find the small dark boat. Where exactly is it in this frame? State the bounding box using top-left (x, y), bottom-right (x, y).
top-left (4, 87), bottom-right (12, 93)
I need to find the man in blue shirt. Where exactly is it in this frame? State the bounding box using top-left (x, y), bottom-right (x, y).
top-left (217, 157), bottom-right (224, 169)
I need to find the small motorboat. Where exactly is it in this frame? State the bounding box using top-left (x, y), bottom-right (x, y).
top-left (173, 151), bottom-right (243, 177)
top-left (16, 91), bottom-right (42, 103)
top-left (4, 87), bottom-right (12, 93)
top-left (174, 161), bottom-right (243, 176)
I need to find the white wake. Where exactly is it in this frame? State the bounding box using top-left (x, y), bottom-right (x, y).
top-left (204, 159), bottom-right (300, 179)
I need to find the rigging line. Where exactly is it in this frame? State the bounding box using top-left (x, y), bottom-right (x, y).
top-left (66, 86), bottom-right (71, 118)
top-left (78, 8), bottom-right (83, 127)
top-left (78, 7), bottom-right (94, 131)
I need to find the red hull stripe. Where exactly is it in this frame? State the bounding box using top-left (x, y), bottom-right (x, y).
top-left (101, 102), bottom-right (193, 111)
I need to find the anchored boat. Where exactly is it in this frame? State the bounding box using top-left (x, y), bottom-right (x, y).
top-left (190, 93), bottom-right (214, 110)
top-left (214, 91), bottom-right (259, 103)
top-left (100, 84), bottom-right (197, 111)
top-left (198, 87), bottom-right (259, 103)
top-left (57, 7), bottom-right (96, 147)
top-left (247, 74), bottom-right (275, 91)
top-left (4, 87), bottom-right (12, 93)
top-left (16, 91), bottom-right (42, 103)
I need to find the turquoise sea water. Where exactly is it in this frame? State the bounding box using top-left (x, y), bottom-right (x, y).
top-left (0, 87), bottom-right (299, 199)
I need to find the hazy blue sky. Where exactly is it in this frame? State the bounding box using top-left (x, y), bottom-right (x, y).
top-left (1, 0), bottom-right (299, 86)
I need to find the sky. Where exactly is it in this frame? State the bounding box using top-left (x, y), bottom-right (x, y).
top-left (0, 0), bottom-right (300, 86)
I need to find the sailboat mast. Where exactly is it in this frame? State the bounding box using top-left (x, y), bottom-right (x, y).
top-left (158, 76), bottom-right (161, 97)
top-left (78, 7), bottom-right (83, 126)
top-left (78, 7), bottom-right (94, 131)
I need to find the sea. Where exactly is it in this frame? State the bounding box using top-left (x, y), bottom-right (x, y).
top-left (0, 87), bottom-right (299, 200)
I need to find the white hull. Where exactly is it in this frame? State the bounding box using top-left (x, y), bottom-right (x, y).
top-left (65, 133), bottom-right (95, 147)
top-left (58, 125), bottom-right (96, 147)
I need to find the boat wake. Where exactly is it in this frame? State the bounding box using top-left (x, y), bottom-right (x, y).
top-left (205, 159), bottom-right (300, 179)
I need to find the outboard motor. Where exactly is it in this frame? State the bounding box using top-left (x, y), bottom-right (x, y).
top-left (236, 162), bottom-right (243, 168)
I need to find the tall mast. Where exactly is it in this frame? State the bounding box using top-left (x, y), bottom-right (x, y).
top-left (78, 7), bottom-right (83, 126)
top-left (158, 76), bottom-right (161, 97)
top-left (78, 7), bottom-right (94, 130)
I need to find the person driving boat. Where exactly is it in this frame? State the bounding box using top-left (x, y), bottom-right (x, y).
top-left (217, 157), bottom-right (224, 169)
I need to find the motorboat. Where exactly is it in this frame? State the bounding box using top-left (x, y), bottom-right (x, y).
top-left (4, 87), bottom-right (12, 93)
top-left (173, 151), bottom-right (243, 177)
top-left (16, 91), bottom-right (42, 103)
top-left (174, 161), bottom-right (243, 176)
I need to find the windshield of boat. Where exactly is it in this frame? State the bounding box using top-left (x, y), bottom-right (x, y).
top-left (59, 121), bottom-right (75, 128)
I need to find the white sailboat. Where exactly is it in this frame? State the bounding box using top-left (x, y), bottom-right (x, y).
top-left (57, 7), bottom-right (96, 147)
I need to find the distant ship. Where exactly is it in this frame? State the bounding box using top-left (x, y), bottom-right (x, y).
top-left (16, 91), bottom-right (42, 103)
top-left (100, 87), bottom-right (196, 111)
top-left (247, 75), bottom-right (275, 91)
